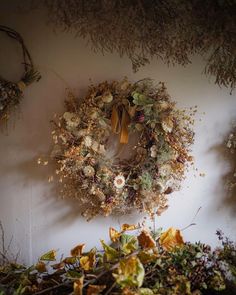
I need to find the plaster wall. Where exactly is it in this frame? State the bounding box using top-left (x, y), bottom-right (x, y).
top-left (0, 1), bottom-right (235, 264)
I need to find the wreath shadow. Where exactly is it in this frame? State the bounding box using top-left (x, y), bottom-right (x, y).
top-left (209, 143), bottom-right (236, 216)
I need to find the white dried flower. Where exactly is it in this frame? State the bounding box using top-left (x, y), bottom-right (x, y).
top-left (83, 165), bottom-right (95, 177)
top-left (63, 112), bottom-right (81, 128)
top-left (161, 117), bottom-right (174, 133)
top-left (150, 145), bottom-right (158, 158)
top-left (84, 135), bottom-right (92, 147)
top-left (102, 91), bottom-right (113, 103)
top-left (114, 175), bottom-right (126, 189)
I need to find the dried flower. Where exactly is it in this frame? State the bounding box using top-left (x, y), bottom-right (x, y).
top-left (150, 145), bottom-right (158, 158)
top-left (83, 165), bottom-right (95, 177)
top-left (114, 175), bottom-right (126, 189)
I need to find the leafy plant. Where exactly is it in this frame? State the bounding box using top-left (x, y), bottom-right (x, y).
top-left (0, 225), bottom-right (236, 294)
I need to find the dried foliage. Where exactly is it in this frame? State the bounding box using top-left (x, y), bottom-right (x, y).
top-left (40, 0), bottom-right (236, 91)
top-left (0, 25), bottom-right (41, 125)
top-left (40, 78), bottom-right (194, 220)
top-left (0, 225), bottom-right (236, 294)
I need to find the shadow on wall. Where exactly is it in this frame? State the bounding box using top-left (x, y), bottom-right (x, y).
top-left (210, 141), bottom-right (236, 216)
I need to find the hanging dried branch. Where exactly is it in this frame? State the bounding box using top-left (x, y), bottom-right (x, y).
top-left (39, 0), bottom-right (236, 91)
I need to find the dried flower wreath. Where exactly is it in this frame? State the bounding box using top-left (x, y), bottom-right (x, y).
top-left (44, 78), bottom-right (194, 220)
top-left (0, 25), bottom-right (41, 124)
top-left (38, 0), bottom-right (236, 91)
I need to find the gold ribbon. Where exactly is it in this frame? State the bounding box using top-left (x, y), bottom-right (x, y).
top-left (17, 80), bottom-right (26, 91)
top-left (111, 100), bottom-right (136, 144)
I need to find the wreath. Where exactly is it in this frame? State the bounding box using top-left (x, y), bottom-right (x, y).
top-left (0, 25), bottom-right (41, 124)
top-left (48, 78), bottom-right (194, 219)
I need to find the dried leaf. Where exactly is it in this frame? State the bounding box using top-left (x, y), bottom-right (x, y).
top-left (87, 285), bottom-right (106, 295)
top-left (71, 244), bottom-right (85, 257)
top-left (100, 240), bottom-right (119, 262)
top-left (159, 227), bottom-right (184, 251)
top-left (80, 248), bottom-right (96, 271)
top-left (137, 230), bottom-right (156, 249)
top-left (113, 256), bottom-right (144, 288)
top-left (63, 256), bottom-right (78, 265)
top-left (138, 250), bottom-right (158, 264)
top-left (121, 234), bottom-right (138, 255)
top-left (121, 224), bottom-right (138, 232)
top-left (73, 276), bottom-right (84, 295)
top-left (35, 261), bottom-right (47, 273)
top-left (109, 227), bottom-right (121, 242)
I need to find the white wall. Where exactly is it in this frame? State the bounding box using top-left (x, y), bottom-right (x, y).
top-left (0, 1), bottom-right (235, 265)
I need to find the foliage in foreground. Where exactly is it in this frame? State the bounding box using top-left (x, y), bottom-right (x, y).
top-left (0, 225), bottom-right (236, 295)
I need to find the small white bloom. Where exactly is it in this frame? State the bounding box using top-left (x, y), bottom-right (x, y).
top-left (102, 91), bottom-right (113, 103)
top-left (63, 112), bottom-right (81, 128)
top-left (84, 135), bottom-right (92, 147)
top-left (114, 175), bottom-right (126, 189)
top-left (83, 165), bottom-right (95, 177)
top-left (161, 117), bottom-right (174, 133)
top-left (150, 145), bottom-right (158, 158)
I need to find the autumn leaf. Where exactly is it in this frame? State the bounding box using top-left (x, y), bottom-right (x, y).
top-left (137, 230), bottom-right (156, 249)
top-left (138, 250), bottom-right (158, 264)
top-left (71, 244), bottom-right (85, 257)
top-left (80, 248), bottom-right (96, 271)
top-left (122, 287), bottom-right (139, 295)
top-left (35, 261), bottom-right (47, 273)
top-left (159, 227), bottom-right (184, 251)
top-left (121, 224), bottom-right (138, 232)
top-left (87, 284), bottom-right (106, 295)
top-left (40, 250), bottom-right (57, 261)
top-left (100, 240), bottom-right (119, 262)
top-left (63, 256), bottom-right (78, 265)
top-left (109, 227), bottom-right (121, 242)
top-left (113, 256), bottom-right (144, 288)
top-left (121, 234), bottom-right (138, 255)
top-left (73, 276), bottom-right (84, 295)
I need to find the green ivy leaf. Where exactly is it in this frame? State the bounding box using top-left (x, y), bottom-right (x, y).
top-left (100, 240), bottom-right (119, 262)
top-left (121, 234), bottom-right (138, 255)
top-left (40, 250), bottom-right (57, 261)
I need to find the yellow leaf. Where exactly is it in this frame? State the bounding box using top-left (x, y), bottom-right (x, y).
top-left (113, 256), bottom-right (144, 288)
top-left (121, 224), bottom-right (137, 232)
top-left (87, 285), bottom-right (106, 295)
top-left (71, 244), bottom-right (85, 257)
top-left (80, 248), bottom-right (96, 271)
top-left (73, 276), bottom-right (84, 295)
top-left (40, 250), bottom-right (57, 261)
top-left (137, 230), bottom-right (156, 249)
top-left (35, 261), bottom-right (47, 273)
top-left (138, 250), bottom-right (158, 264)
top-left (109, 227), bottom-right (121, 242)
top-left (159, 227), bottom-right (184, 251)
